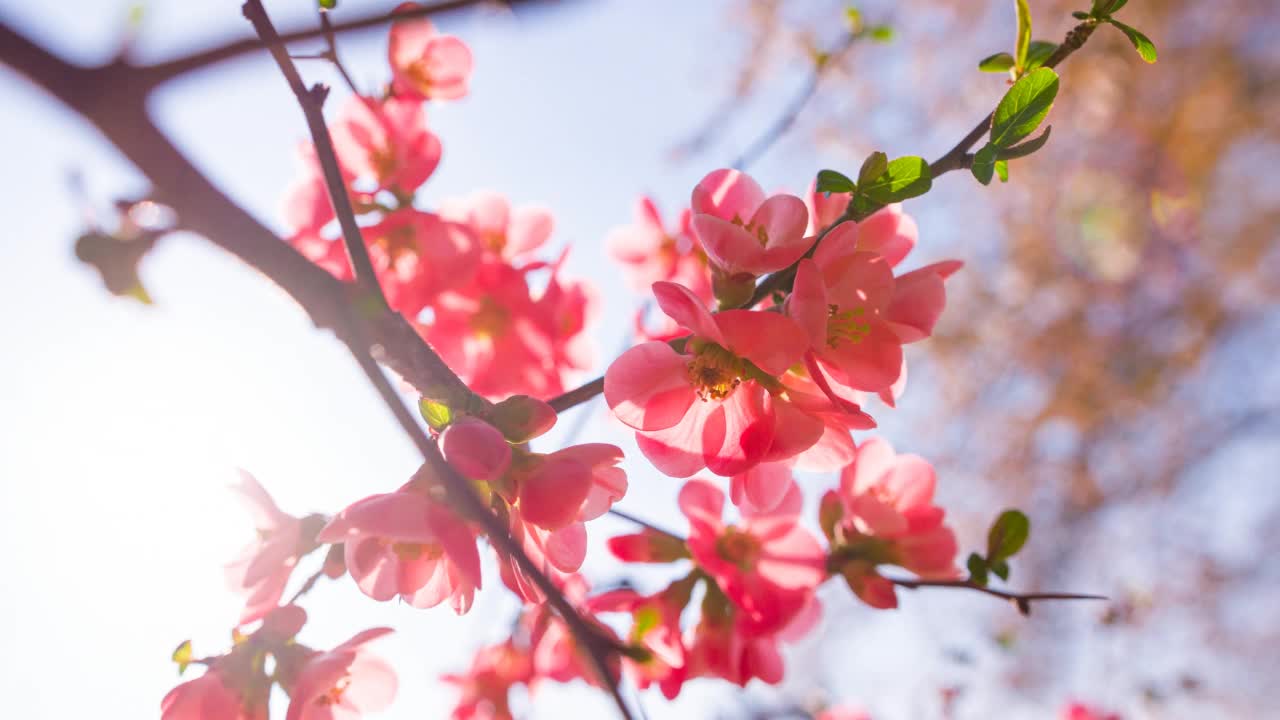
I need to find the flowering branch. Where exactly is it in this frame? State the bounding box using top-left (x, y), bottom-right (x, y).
top-left (244, 0), bottom-right (386, 306)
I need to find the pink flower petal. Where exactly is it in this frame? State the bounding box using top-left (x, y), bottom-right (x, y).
top-left (603, 341), bottom-right (696, 431)
top-left (691, 168), bottom-right (765, 222)
top-left (714, 309), bottom-right (808, 377)
top-left (652, 280), bottom-right (724, 344)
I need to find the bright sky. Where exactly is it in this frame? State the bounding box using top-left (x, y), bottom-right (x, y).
top-left (0, 1), bottom-right (1160, 718)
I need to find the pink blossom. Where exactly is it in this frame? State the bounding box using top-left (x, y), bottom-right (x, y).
top-left (685, 608), bottom-right (784, 687)
top-left (441, 642), bottom-right (532, 720)
top-left (361, 209), bottom-right (481, 315)
top-left (440, 191), bottom-right (553, 263)
top-left (317, 485), bottom-right (480, 613)
top-left (286, 628), bottom-right (397, 720)
top-left (419, 260), bottom-right (588, 400)
top-left (440, 417), bottom-right (512, 481)
top-left (523, 576), bottom-right (621, 685)
top-left (690, 168), bottom-right (813, 277)
top-left (680, 478), bottom-right (826, 634)
top-left (586, 585), bottom-right (691, 699)
top-left (828, 438), bottom-right (959, 609)
top-left (817, 707), bottom-right (872, 720)
top-left (225, 470), bottom-right (320, 626)
top-left (331, 96), bottom-right (440, 194)
top-left (161, 668), bottom-right (259, 720)
top-left (497, 512), bottom-right (586, 604)
top-left (604, 281), bottom-right (825, 476)
top-left (1059, 702), bottom-right (1122, 720)
top-left (388, 4), bottom-right (474, 101)
top-left (607, 195), bottom-right (706, 291)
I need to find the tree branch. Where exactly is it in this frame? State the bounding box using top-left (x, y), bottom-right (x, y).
top-left (243, 0), bottom-right (385, 306)
top-left (731, 31), bottom-right (861, 171)
top-left (887, 576), bottom-right (1107, 616)
top-left (137, 0), bottom-right (504, 87)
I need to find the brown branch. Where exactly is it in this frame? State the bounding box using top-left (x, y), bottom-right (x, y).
top-left (286, 567), bottom-right (328, 605)
top-left (243, 0), bottom-right (385, 305)
top-left (888, 576), bottom-right (1107, 616)
top-left (137, 0), bottom-right (504, 87)
top-left (731, 31), bottom-right (861, 170)
top-left (0, 20), bottom-right (479, 412)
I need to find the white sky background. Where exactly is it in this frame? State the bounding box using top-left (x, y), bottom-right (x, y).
top-left (2, 1), bottom-right (1258, 718)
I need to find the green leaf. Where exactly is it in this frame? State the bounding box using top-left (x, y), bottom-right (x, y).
top-left (869, 25), bottom-right (894, 42)
top-left (1109, 19), bottom-right (1157, 63)
top-left (857, 151), bottom-right (888, 187)
top-left (1014, 0), bottom-right (1032, 72)
top-left (859, 156), bottom-right (932, 204)
top-left (967, 553), bottom-right (990, 586)
top-left (990, 558), bottom-right (1011, 580)
top-left (995, 125), bottom-right (1052, 160)
top-left (1091, 0), bottom-right (1128, 16)
top-left (1024, 40), bottom-right (1058, 70)
top-left (815, 169), bottom-right (856, 195)
top-left (172, 640), bottom-right (193, 676)
top-left (994, 160), bottom-right (1009, 183)
top-left (987, 509), bottom-right (1031, 561)
top-left (971, 144), bottom-right (998, 186)
top-left (989, 67), bottom-right (1059, 148)
top-left (318, 0), bottom-right (338, 8)
top-left (978, 52), bottom-right (1016, 73)
top-left (1072, 10), bottom-right (1090, 20)
top-left (418, 398), bottom-right (453, 431)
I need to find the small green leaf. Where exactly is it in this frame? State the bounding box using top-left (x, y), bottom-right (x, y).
top-left (995, 125), bottom-right (1052, 160)
top-left (869, 25), bottom-right (894, 42)
top-left (990, 67), bottom-right (1059, 148)
top-left (971, 144), bottom-right (998, 185)
top-left (994, 160), bottom-right (1009, 183)
top-left (1091, 0), bottom-right (1128, 16)
top-left (859, 156), bottom-right (933, 204)
top-left (978, 52), bottom-right (1016, 73)
top-left (172, 640), bottom-right (193, 675)
top-left (1109, 19), bottom-right (1157, 63)
top-left (1024, 40), bottom-right (1058, 70)
top-left (418, 398), bottom-right (453, 431)
top-left (815, 169), bottom-right (856, 195)
top-left (1072, 10), bottom-right (1090, 20)
top-left (967, 553), bottom-right (989, 586)
top-left (1014, 0), bottom-right (1032, 72)
top-left (857, 151), bottom-right (889, 187)
top-left (318, 0), bottom-right (338, 8)
top-left (990, 558), bottom-right (1011, 580)
top-left (987, 509), bottom-right (1031, 561)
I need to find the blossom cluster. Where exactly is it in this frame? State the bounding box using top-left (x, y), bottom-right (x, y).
top-left (160, 5), bottom-right (1059, 720)
top-left (284, 4), bottom-right (592, 400)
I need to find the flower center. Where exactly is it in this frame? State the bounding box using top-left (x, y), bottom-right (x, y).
top-left (317, 675), bottom-right (352, 706)
top-left (730, 214), bottom-right (770, 248)
top-left (715, 526), bottom-right (761, 569)
top-left (406, 61), bottom-right (435, 93)
top-left (370, 221), bottom-right (418, 262)
top-left (685, 342), bottom-right (745, 401)
top-left (471, 298), bottom-right (510, 339)
top-left (369, 144), bottom-right (399, 185)
top-left (826, 303), bottom-right (871, 349)
top-left (390, 541), bottom-right (444, 562)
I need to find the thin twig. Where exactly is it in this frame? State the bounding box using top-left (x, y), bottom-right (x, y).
top-left (732, 31), bottom-right (860, 171)
top-left (243, 0), bottom-right (385, 306)
top-left (319, 9), bottom-right (361, 95)
top-left (888, 576), bottom-right (1108, 616)
top-left (287, 567), bottom-right (328, 605)
top-left (606, 508), bottom-right (684, 542)
top-left (139, 0), bottom-right (506, 87)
